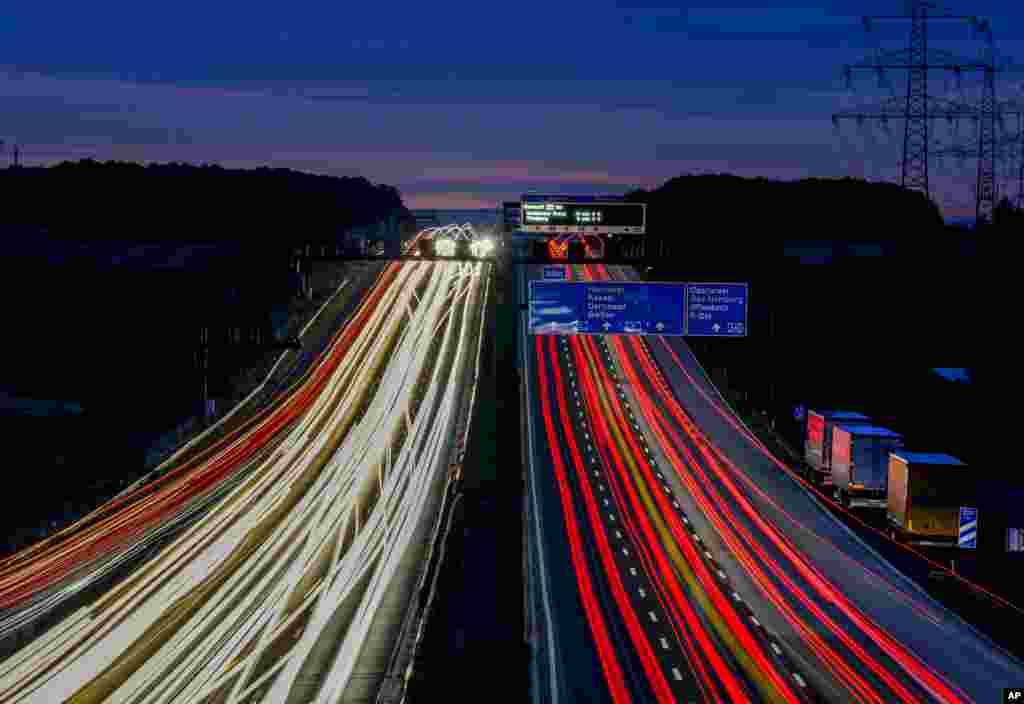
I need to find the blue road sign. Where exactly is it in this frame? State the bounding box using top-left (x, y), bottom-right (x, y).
top-left (685, 283), bottom-right (748, 336)
top-left (958, 506), bottom-right (978, 549)
top-left (529, 281), bottom-right (685, 335)
top-left (542, 265), bottom-right (566, 281)
top-left (793, 404), bottom-right (805, 422)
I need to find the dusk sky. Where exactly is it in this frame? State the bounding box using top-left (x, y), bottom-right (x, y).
top-left (2, 2), bottom-right (1023, 216)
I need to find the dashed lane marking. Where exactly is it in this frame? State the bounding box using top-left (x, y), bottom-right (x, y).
top-left (793, 673), bottom-right (806, 688)
top-left (649, 611), bottom-right (659, 623)
top-left (672, 667), bottom-right (684, 682)
top-left (770, 643), bottom-right (782, 656)
top-left (660, 637), bottom-right (670, 650)
top-left (638, 587), bottom-right (646, 598)
top-left (630, 567), bottom-right (637, 576)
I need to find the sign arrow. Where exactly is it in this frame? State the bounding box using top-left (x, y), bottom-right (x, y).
top-left (603, 322), bottom-right (611, 331)
top-left (712, 323), bottom-right (721, 333)
top-left (656, 322), bottom-right (664, 331)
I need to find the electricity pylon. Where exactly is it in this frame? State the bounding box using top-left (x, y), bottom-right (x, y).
top-left (934, 101), bottom-right (1024, 214)
top-left (832, 1), bottom-right (992, 205)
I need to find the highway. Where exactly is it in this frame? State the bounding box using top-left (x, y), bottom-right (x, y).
top-left (523, 260), bottom-right (1024, 703)
top-left (0, 252), bottom-right (488, 704)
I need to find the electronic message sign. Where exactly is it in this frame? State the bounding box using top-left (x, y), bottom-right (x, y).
top-left (520, 194), bottom-right (645, 234)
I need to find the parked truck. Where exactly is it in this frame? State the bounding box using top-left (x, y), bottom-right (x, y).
top-left (830, 424), bottom-right (903, 508)
top-left (887, 452), bottom-right (968, 545)
top-left (804, 410), bottom-right (870, 486)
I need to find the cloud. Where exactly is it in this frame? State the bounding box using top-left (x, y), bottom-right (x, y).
top-left (405, 192), bottom-right (499, 209)
top-left (400, 180), bottom-right (645, 196)
top-left (599, 102), bottom-right (663, 112)
top-left (0, 25), bottom-right (986, 216)
top-left (735, 85), bottom-right (779, 106)
top-left (653, 135), bottom-right (836, 167)
top-left (305, 95), bottom-right (377, 104)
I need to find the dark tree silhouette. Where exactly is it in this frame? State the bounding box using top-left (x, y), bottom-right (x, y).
top-left (993, 196), bottom-right (1023, 230)
top-left (627, 174), bottom-right (946, 266)
top-left (0, 160), bottom-right (411, 246)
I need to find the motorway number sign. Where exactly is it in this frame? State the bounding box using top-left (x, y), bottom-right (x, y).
top-left (958, 507), bottom-right (978, 549)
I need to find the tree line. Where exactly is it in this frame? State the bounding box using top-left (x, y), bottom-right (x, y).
top-left (626, 173), bottom-right (1004, 265)
top-left (0, 159), bottom-right (413, 246)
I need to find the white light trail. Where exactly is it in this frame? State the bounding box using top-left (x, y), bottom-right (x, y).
top-left (0, 259), bottom-right (488, 704)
